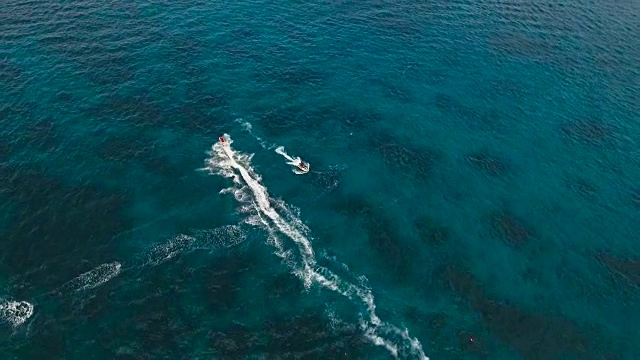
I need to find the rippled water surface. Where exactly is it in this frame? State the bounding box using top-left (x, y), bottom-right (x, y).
top-left (1, 0), bottom-right (639, 359)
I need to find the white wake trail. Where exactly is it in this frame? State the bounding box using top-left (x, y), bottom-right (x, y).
top-left (235, 118), bottom-right (275, 150)
top-left (64, 262), bottom-right (122, 292)
top-left (275, 146), bottom-right (309, 175)
top-left (235, 119), bottom-right (309, 174)
top-left (0, 299), bottom-right (34, 327)
top-left (203, 134), bottom-right (429, 360)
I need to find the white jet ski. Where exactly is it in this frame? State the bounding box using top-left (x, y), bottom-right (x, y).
top-left (275, 146), bottom-right (309, 175)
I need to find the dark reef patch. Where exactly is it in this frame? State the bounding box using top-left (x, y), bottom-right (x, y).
top-left (0, 59), bottom-right (26, 96)
top-left (263, 312), bottom-right (367, 359)
top-left (266, 272), bottom-right (304, 305)
top-left (565, 175), bottom-right (598, 200)
top-left (476, 300), bottom-right (588, 359)
top-left (169, 102), bottom-right (223, 135)
top-left (56, 91), bottom-right (75, 104)
top-left (87, 93), bottom-right (167, 131)
top-left (0, 164), bottom-right (131, 287)
top-left (489, 211), bottom-right (535, 247)
top-left (561, 119), bottom-right (614, 146)
top-left (10, 313), bottom-right (68, 358)
top-left (333, 191), bottom-right (418, 278)
top-left (595, 252), bottom-right (640, 286)
top-left (0, 142), bottom-right (11, 160)
top-left (98, 135), bottom-right (176, 176)
top-left (631, 188), bottom-right (640, 208)
top-left (442, 264), bottom-right (593, 359)
top-left (88, 89), bottom-right (225, 136)
top-left (458, 330), bottom-right (489, 357)
top-left (434, 93), bottom-right (457, 112)
top-left (367, 76), bottom-right (414, 103)
top-left (414, 216), bottom-right (451, 247)
top-left (102, 290), bottom-right (191, 358)
top-left (364, 212), bottom-right (418, 278)
top-left (203, 252), bottom-right (256, 313)
top-left (24, 118), bottom-right (59, 152)
top-left (332, 193), bottom-right (376, 218)
top-left (465, 151), bottom-right (508, 177)
top-left (209, 321), bottom-right (260, 359)
top-left (425, 70), bottom-right (447, 85)
top-left (374, 142), bottom-right (437, 181)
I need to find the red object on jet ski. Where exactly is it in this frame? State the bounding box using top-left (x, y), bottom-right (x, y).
top-left (219, 136), bottom-right (225, 143)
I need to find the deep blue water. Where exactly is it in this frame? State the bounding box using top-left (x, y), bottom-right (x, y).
top-left (1, 0), bottom-right (639, 359)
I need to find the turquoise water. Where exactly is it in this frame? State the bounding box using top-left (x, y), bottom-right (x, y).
top-left (1, 0), bottom-right (639, 358)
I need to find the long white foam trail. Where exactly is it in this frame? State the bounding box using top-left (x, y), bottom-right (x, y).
top-left (142, 225), bottom-right (247, 268)
top-left (0, 299), bottom-right (34, 327)
top-left (203, 134), bottom-right (429, 359)
top-left (64, 262), bottom-right (122, 292)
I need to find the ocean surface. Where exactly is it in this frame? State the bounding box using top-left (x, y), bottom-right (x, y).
top-left (1, 0), bottom-right (639, 359)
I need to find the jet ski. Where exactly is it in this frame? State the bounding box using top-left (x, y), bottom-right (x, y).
top-left (218, 134), bottom-right (235, 160)
top-left (296, 160), bottom-right (310, 174)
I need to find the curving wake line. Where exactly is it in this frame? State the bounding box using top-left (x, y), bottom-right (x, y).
top-left (235, 118), bottom-right (309, 175)
top-left (235, 118), bottom-right (275, 150)
top-left (203, 134), bottom-right (429, 359)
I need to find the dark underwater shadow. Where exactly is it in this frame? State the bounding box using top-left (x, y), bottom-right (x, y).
top-left (594, 252), bottom-right (640, 288)
top-left (465, 151), bottom-right (511, 178)
top-left (486, 209), bottom-right (538, 249)
top-left (434, 262), bottom-right (611, 360)
top-left (413, 216), bottom-right (452, 248)
top-left (328, 192), bottom-right (420, 281)
top-left (364, 129), bottom-right (441, 183)
top-left (0, 164), bottom-right (132, 291)
top-left (560, 117), bottom-right (618, 147)
top-left (0, 59), bottom-right (27, 98)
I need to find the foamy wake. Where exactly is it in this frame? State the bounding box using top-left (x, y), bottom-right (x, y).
top-left (0, 300), bottom-right (34, 327)
top-left (202, 134), bottom-right (429, 359)
top-left (64, 262), bottom-right (122, 292)
top-left (3, 263), bottom-right (121, 327)
top-left (143, 225), bottom-right (247, 268)
top-left (275, 146), bottom-right (309, 175)
top-left (3, 224), bottom-right (247, 329)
